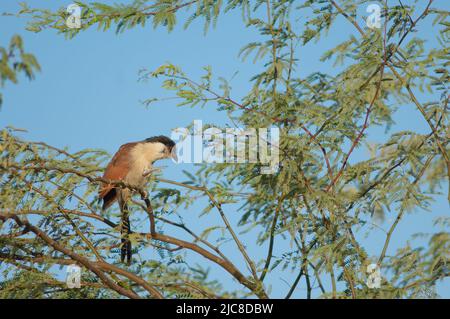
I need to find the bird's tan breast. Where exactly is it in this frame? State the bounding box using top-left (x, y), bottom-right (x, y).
top-left (124, 143), bottom-right (159, 186)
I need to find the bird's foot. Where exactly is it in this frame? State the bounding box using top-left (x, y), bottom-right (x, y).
top-left (142, 167), bottom-right (161, 177)
top-left (140, 190), bottom-right (148, 200)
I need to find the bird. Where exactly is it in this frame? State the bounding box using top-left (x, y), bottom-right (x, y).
top-left (99, 136), bottom-right (177, 264)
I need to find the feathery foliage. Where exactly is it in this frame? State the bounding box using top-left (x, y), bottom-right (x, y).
top-left (1, 0), bottom-right (448, 298)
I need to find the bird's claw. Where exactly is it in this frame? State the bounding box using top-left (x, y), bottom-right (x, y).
top-left (142, 167), bottom-right (161, 177)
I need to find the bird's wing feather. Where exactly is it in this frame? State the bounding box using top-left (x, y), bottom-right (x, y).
top-left (99, 142), bottom-right (137, 209)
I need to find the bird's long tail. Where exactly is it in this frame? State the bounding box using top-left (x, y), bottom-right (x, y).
top-left (120, 203), bottom-right (132, 265)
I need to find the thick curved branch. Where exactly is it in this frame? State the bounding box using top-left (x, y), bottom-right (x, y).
top-left (1, 213), bottom-right (168, 299)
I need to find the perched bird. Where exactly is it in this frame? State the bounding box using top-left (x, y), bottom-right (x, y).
top-left (99, 136), bottom-right (177, 264)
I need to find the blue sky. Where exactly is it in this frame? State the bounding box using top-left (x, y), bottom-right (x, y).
top-left (0, 0), bottom-right (448, 298)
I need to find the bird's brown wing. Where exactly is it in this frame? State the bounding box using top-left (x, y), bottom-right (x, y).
top-left (99, 142), bottom-right (136, 210)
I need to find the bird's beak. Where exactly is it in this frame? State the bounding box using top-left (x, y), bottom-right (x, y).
top-left (170, 146), bottom-right (178, 163)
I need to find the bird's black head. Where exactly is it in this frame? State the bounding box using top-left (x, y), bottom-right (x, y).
top-left (144, 135), bottom-right (176, 148)
top-left (144, 135), bottom-right (177, 162)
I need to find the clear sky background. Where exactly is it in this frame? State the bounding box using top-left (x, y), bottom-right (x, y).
top-left (0, 0), bottom-right (448, 298)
